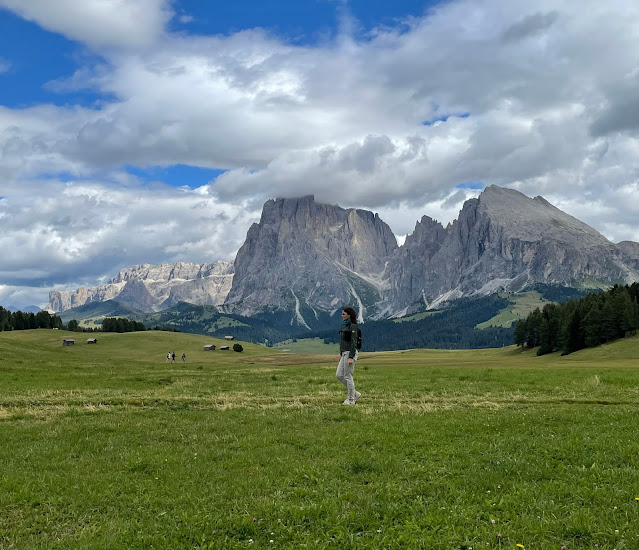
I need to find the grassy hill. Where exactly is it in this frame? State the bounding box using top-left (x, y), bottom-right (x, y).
top-left (475, 290), bottom-right (549, 328)
top-left (0, 328), bottom-right (275, 366)
top-left (57, 300), bottom-right (146, 327)
top-left (2, 330), bottom-right (639, 547)
top-left (57, 301), bottom-right (296, 344)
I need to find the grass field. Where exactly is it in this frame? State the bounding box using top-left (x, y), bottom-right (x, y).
top-left (273, 337), bottom-right (335, 354)
top-left (1, 330), bottom-right (639, 549)
top-left (476, 292), bottom-right (549, 329)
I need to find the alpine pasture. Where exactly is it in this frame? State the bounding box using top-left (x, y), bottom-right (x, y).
top-left (1, 330), bottom-right (639, 549)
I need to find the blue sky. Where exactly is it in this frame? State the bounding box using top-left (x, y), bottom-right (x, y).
top-left (1, 0), bottom-right (639, 309)
top-left (169, 1), bottom-right (436, 41)
top-left (0, 0), bottom-right (443, 189)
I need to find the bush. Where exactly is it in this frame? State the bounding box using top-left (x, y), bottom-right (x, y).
top-left (232, 343), bottom-right (243, 353)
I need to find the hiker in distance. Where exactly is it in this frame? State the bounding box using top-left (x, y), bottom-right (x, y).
top-left (336, 306), bottom-right (361, 405)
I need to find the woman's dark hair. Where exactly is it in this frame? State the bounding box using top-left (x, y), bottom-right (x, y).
top-left (342, 306), bottom-right (358, 323)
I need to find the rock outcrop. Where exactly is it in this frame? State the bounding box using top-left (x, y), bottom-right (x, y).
top-left (47, 261), bottom-right (233, 313)
top-left (616, 241), bottom-right (639, 270)
top-left (388, 186), bottom-right (639, 313)
top-left (223, 195), bottom-right (398, 323)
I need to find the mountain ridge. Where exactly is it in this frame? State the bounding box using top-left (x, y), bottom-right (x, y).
top-left (46, 186), bottom-right (639, 324)
top-left (47, 261), bottom-right (233, 313)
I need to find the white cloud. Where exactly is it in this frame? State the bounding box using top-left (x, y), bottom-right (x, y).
top-left (0, 0), bottom-right (172, 50)
top-left (0, 177), bottom-right (259, 287)
top-left (0, 284), bottom-right (49, 310)
top-left (1, 0), bottom-right (639, 307)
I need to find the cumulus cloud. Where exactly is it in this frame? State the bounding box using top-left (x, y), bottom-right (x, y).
top-left (0, 0), bottom-right (172, 50)
top-left (590, 74), bottom-right (639, 136)
top-left (501, 11), bottom-right (559, 43)
top-left (2, 0), bottom-right (639, 307)
top-left (0, 177), bottom-right (257, 289)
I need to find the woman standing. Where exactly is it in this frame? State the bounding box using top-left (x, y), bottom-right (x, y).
top-left (336, 306), bottom-right (361, 405)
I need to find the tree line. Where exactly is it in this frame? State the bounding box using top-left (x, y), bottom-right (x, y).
top-left (99, 317), bottom-right (147, 332)
top-left (0, 307), bottom-right (63, 331)
top-left (514, 283), bottom-right (639, 355)
top-left (314, 295), bottom-right (515, 351)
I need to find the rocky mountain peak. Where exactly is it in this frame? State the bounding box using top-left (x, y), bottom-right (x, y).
top-left (224, 196), bottom-right (398, 321)
top-left (404, 215), bottom-right (446, 250)
top-left (47, 261), bottom-right (233, 313)
top-left (476, 185), bottom-right (610, 246)
top-left (46, 186), bottom-right (639, 324)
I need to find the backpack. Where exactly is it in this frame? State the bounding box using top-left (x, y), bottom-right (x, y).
top-left (340, 325), bottom-right (362, 350)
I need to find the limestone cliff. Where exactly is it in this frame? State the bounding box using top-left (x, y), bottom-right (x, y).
top-left (388, 186), bottom-right (639, 313)
top-left (47, 261), bottom-right (233, 313)
top-left (224, 195), bottom-right (398, 323)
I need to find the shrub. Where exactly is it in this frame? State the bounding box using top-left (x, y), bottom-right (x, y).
top-left (232, 343), bottom-right (243, 353)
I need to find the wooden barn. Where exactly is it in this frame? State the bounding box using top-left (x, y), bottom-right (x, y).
top-left (203, 344), bottom-right (216, 351)
top-left (87, 338), bottom-right (98, 344)
top-left (62, 339), bottom-right (75, 346)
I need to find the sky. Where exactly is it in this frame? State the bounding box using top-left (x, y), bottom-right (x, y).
top-left (1, 0), bottom-right (639, 310)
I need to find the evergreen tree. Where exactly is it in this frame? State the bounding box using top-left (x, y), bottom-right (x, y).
top-left (583, 303), bottom-right (602, 348)
top-left (599, 300), bottom-right (617, 342)
top-left (12, 311), bottom-right (26, 330)
top-left (35, 310), bottom-right (53, 328)
top-left (525, 308), bottom-right (543, 348)
top-left (537, 303), bottom-right (560, 355)
top-left (0, 307), bottom-right (11, 331)
top-left (560, 302), bottom-right (584, 355)
top-left (514, 318), bottom-right (527, 347)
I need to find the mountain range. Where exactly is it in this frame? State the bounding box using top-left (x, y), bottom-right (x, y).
top-left (47, 262), bottom-right (233, 313)
top-left (46, 186), bottom-right (639, 329)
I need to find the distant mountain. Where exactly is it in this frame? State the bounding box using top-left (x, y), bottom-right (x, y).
top-left (224, 195), bottom-right (398, 322)
top-left (5, 305), bottom-right (41, 314)
top-left (47, 186), bottom-right (639, 333)
top-left (47, 261), bottom-right (233, 313)
top-left (56, 300), bottom-right (147, 324)
top-left (387, 185), bottom-right (639, 315)
top-left (224, 187), bottom-right (639, 323)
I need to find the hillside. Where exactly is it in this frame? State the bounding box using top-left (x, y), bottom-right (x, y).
top-left (0, 329), bottom-right (278, 367)
top-left (58, 300), bottom-right (146, 326)
top-left (2, 327), bottom-right (639, 370)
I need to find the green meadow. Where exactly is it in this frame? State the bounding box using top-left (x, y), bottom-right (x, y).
top-left (1, 330), bottom-right (639, 549)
